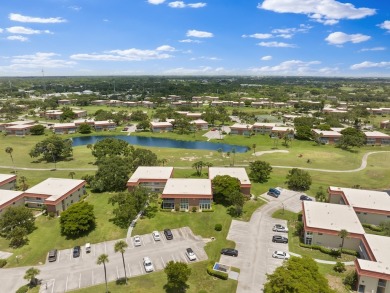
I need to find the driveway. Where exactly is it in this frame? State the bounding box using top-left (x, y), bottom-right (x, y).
top-left (0, 227), bottom-right (207, 293)
top-left (222, 188), bottom-right (305, 292)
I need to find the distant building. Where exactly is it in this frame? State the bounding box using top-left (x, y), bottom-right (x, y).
top-left (127, 167), bottom-right (174, 192)
top-left (0, 190), bottom-right (25, 215)
top-left (230, 123), bottom-right (253, 135)
top-left (0, 174), bottom-right (17, 190)
top-left (208, 167), bottom-right (251, 195)
top-left (150, 122), bottom-right (173, 133)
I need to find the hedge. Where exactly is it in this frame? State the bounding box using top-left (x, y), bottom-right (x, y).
top-left (206, 263), bottom-right (228, 280)
top-left (299, 243), bottom-right (359, 257)
top-left (362, 223), bottom-right (383, 232)
top-left (0, 259), bottom-right (7, 268)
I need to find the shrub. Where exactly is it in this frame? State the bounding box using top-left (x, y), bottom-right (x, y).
top-left (214, 224), bottom-right (222, 231)
top-left (15, 286), bottom-right (28, 293)
top-left (192, 206), bottom-right (197, 213)
top-left (334, 262), bottom-right (346, 273)
top-left (0, 259), bottom-right (7, 268)
top-left (298, 243), bottom-right (358, 257)
top-left (343, 270), bottom-right (358, 290)
top-left (201, 209), bottom-right (214, 213)
top-left (362, 223), bottom-right (383, 232)
top-left (175, 206), bottom-right (180, 212)
top-left (206, 263), bottom-right (228, 280)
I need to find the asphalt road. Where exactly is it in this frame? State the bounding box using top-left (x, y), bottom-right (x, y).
top-left (0, 227), bottom-right (207, 293)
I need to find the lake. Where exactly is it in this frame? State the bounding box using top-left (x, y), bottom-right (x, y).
top-left (71, 135), bottom-right (248, 153)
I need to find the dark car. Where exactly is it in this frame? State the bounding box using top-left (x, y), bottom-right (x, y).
top-left (300, 195), bottom-right (313, 201)
top-left (164, 229), bottom-right (173, 240)
top-left (220, 248), bottom-right (238, 257)
top-left (73, 246), bottom-right (81, 258)
top-left (272, 235), bottom-right (288, 243)
top-left (268, 188), bottom-right (281, 198)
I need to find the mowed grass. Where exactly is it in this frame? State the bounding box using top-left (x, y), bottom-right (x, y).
top-left (2, 192), bottom-right (126, 267)
top-left (72, 261), bottom-right (237, 293)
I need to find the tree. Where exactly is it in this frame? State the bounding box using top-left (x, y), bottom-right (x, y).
top-left (264, 256), bottom-right (334, 293)
top-left (131, 110), bottom-right (148, 121)
top-left (29, 135), bottom-right (73, 163)
top-left (0, 206), bottom-right (35, 247)
top-left (315, 186), bottom-right (327, 202)
top-left (130, 148), bottom-right (158, 172)
top-left (29, 124), bottom-right (45, 135)
top-left (231, 147), bottom-right (236, 166)
top-left (212, 175), bottom-right (241, 205)
top-left (338, 229), bottom-right (349, 252)
top-left (59, 201), bottom-right (96, 238)
top-left (227, 190), bottom-right (246, 217)
top-left (24, 267), bottom-right (40, 286)
top-left (192, 161), bottom-right (205, 176)
top-left (68, 171), bottom-right (75, 179)
top-left (164, 261), bottom-right (191, 292)
top-left (285, 168), bottom-right (312, 191)
top-left (18, 176), bottom-right (28, 191)
top-left (78, 123), bottom-right (92, 134)
top-left (160, 158), bottom-right (167, 166)
top-left (173, 116), bottom-right (192, 134)
top-left (249, 160), bottom-right (272, 183)
top-left (114, 240), bottom-right (129, 284)
top-left (5, 147), bottom-right (15, 173)
top-left (60, 107), bottom-right (76, 121)
top-left (337, 127), bottom-right (366, 150)
top-left (97, 254), bottom-right (109, 293)
top-left (91, 138), bottom-right (131, 160)
top-left (136, 120), bottom-right (151, 131)
top-left (252, 143), bottom-right (256, 155)
top-left (295, 125), bottom-right (313, 140)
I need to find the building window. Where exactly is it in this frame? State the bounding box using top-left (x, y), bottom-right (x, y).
top-left (162, 198), bottom-right (175, 209)
top-left (199, 199), bottom-right (211, 210)
top-left (318, 233), bottom-right (323, 235)
top-left (305, 238), bottom-right (312, 245)
top-left (180, 198), bottom-right (189, 210)
top-left (377, 279), bottom-right (386, 293)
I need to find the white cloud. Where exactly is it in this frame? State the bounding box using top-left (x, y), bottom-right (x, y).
top-left (164, 66), bottom-right (228, 75)
top-left (261, 55), bottom-right (272, 61)
top-left (242, 33), bottom-right (273, 39)
top-left (70, 46), bottom-right (175, 61)
top-left (350, 61), bottom-right (390, 70)
top-left (179, 39), bottom-right (202, 43)
top-left (258, 0), bottom-right (376, 25)
top-left (325, 32), bottom-right (371, 45)
top-left (359, 47), bottom-right (386, 52)
top-left (378, 20), bottom-right (390, 32)
top-left (257, 41), bottom-right (296, 48)
top-left (250, 60), bottom-right (322, 75)
top-left (6, 26), bottom-right (52, 35)
top-left (190, 56), bottom-right (221, 61)
top-left (7, 35), bottom-right (28, 42)
top-left (188, 3), bottom-right (207, 8)
top-left (0, 28), bottom-right (3, 33)
top-left (69, 6), bottom-right (82, 11)
top-left (168, 1), bottom-right (206, 8)
top-left (9, 13), bottom-right (66, 23)
top-left (148, 0), bottom-right (166, 4)
top-left (8, 52), bottom-right (76, 69)
top-left (186, 29), bottom-right (213, 38)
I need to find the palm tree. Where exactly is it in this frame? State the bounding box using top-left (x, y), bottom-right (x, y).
top-left (5, 147), bottom-right (16, 173)
top-left (217, 148), bottom-right (223, 158)
top-left (160, 158), bottom-right (167, 166)
top-left (19, 176), bottom-right (28, 191)
top-left (68, 172), bottom-right (75, 179)
top-left (252, 144), bottom-right (256, 155)
top-left (338, 229), bottom-right (349, 252)
top-left (231, 147), bottom-right (236, 166)
top-left (97, 254), bottom-right (109, 293)
top-left (114, 240), bottom-right (129, 284)
top-left (24, 267), bottom-right (40, 286)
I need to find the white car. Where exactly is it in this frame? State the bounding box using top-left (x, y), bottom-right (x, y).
top-left (152, 231), bottom-right (161, 241)
top-left (186, 248), bottom-right (197, 261)
top-left (143, 257), bottom-right (154, 272)
top-left (272, 224), bottom-right (289, 233)
top-left (272, 251), bottom-right (290, 259)
top-left (133, 235), bottom-right (142, 247)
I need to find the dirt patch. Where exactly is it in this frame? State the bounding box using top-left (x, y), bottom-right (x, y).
top-left (253, 150), bottom-right (289, 156)
top-left (180, 156), bottom-right (199, 161)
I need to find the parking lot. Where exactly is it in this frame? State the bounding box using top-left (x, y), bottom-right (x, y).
top-left (38, 227), bottom-right (207, 293)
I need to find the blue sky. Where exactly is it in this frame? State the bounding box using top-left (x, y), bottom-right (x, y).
top-left (0, 0), bottom-right (389, 77)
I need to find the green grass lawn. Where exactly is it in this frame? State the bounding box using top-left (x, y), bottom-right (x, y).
top-left (1, 192), bottom-right (126, 268)
top-left (71, 261), bottom-right (237, 293)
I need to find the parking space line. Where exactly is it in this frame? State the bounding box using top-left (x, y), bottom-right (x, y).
top-left (104, 242), bottom-right (107, 254)
top-left (116, 266), bottom-right (119, 279)
top-left (69, 249), bottom-right (72, 260)
top-left (92, 271), bottom-right (94, 285)
top-left (128, 263), bottom-right (132, 277)
top-left (51, 279), bottom-right (55, 293)
top-left (161, 256), bottom-right (166, 267)
top-left (57, 251), bottom-right (61, 263)
top-left (65, 275), bottom-right (69, 292)
top-left (172, 254), bottom-right (176, 262)
top-left (182, 252), bottom-right (188, 263)
top-left (78, 273), bottom-right (81, 288)
top-left (139, 261), bottom-right (144, 274)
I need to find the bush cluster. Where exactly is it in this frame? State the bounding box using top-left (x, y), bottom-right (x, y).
top-left (206, 263), bottom-right (228, 280)
top-left (0, 259), bottom-right (7, 268)
top-left (299, 243), bottom-right (359, 257)
top-left (362, 223), bottom-right (383, 232)
top-left (214, 224), bottom-right (222, 231)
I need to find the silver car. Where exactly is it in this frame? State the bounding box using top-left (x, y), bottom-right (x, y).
top-left (143, 257), bottom-right (154, 272)
top-left (133, 235), bottom-right (142, 247)
top-left (272, 224), bottom-right (289, 233)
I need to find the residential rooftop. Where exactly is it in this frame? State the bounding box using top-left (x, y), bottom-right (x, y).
top-left (0, 174), bottom-right (17, 183)
top-left (128, 166), bottom-right (174, 183)
top-left (0, 190), bottom-right (24, 206)
top-left (303, 201), bottom-right (365, 235)
top-left (357, 234), bottom-right (390, 276)
top-left (162, 179), bottom-right (212, 196)
top-left (208, 167), bottom-right (251, 185)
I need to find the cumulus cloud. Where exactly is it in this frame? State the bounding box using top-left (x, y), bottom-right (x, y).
top-left (350, 61), bottom-right (390, 70)
top-left (148, 0), bottom-right (166, 4)
top-left (378, 20), bottom-right (390, 32)
top-left (257, 41), bottom-right (296, 48)
top-left (6, 26), bottom-right (52, 35)
top-left (258, 0), bottom-right (375, 25)
top-left (164, 66), bottom-right (227, 75)
top-left (7, 52), bottom-right (76, 69)
top-left (325, 32), bottom-right (371, 45)
top-left (359, 47), bottom-right (386, 52)
top-left (261, 55), bottom-right (272, 61)
top-left (7, 35), bottom-right (28, 42)
top-left (250, 60), bottom-right (326, 75)
top-left (190, 56), bottom-right (221, 61)
top-left (9, 13), bottom-right (66, 23)
top-left (186, 29), bottom-right (213, 38)
top-left (0, 28), bottom-right (3, 33)
top-left (70, 46), bottom-right (175, 61)
top-left (168, 1), bottom-right (206, 8)
top-left (242, 33), bottom-right (273, 39)
top-left (179, 39), bottom-right (202, 43)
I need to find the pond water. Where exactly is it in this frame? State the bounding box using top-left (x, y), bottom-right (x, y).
top-left (72, 135), bottom-right (249, 153)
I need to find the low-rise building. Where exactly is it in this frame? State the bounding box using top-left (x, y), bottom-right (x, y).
top-left (271, 126), bottom-right (295, 138)
top-left (252, 123), bottom-right (275, 134)
top-left (364, 131), bottom-right (390, 146)
top-left (190, 119), bottom-right (208, 130)
top-left (53, 123), bottom-right (77, 134)
top-left (0, 174), bottom-right (17, 190)
top-left (94, 120), bottom-right (116, 131)
top-left (328, 186), bottom-right (390, 226)
top-left (23, 178), bottom-right (86, 215)
top-left (0, 190), bottom-right (25, 214)
top-left (5, 124), bottom-right (36, 136)
top-left (127, 167), bottom-right (174, 192)
top-left (380, 120), bottom-right (390, 129)
top-left (208, 167), bottom-right (251, 195)
top-left (150, 121), bottom-right (173, 133)
top-left (312, 129), bottom-right (342, 144)
top-left (230, 123), bottom-right (253, 135)
top-left (161, 179), bottom-right (212, 211)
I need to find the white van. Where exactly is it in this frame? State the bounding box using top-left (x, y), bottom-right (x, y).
top-left (85, 243), bottom-right (91, 253)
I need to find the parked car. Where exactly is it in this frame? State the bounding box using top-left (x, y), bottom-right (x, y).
top-left (73, 246), bottom-right (81, 258)
top-left (164, 229), bottom-right (173, 240)
top-left (272, 251), bottom-right (290, 259)
top-left (300, 195), bottom-right (312, 201)
top-left (272, 224), bottom-right (289, 233)
top-left (220, 248), bottom-right (238, 257)
top-left (85, 243), bottom-right (91, 253)
top-left (143, 257), bottom-right (154, 272)
top-left (186, 248), bottom-right (197, 261)
top-left (268, 188), bottom-right (281, 198)
top-left (272, 235), bottom-right (288, 243)
top-left (48, 249), bottom-right (58, 262)
top-left (133, 235), bottom-right (142, 247)
top-left (152, 231), bottom-right (161, 241)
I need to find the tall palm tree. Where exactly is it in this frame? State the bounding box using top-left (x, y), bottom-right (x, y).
top-left (231, 147), bottom-right (236, 166)
top-left (252, 144), bottom-right (256, 155)
top-left (97, 254), bottom-right (109, 293)
top-left (68, 172), bottom-right (75, 179)
top-left (5, 147), bottom-right (16, 173)
top-left (160, 158), bottom-right (167, 166)
top-left (114, 240), bottom-right (129, 284)
top-left (24, 267), bottom-right (40, 286)
top-left (19, 176), bottom-right (28, 191)
top-left (338, 229), bottom-right (349, 252)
